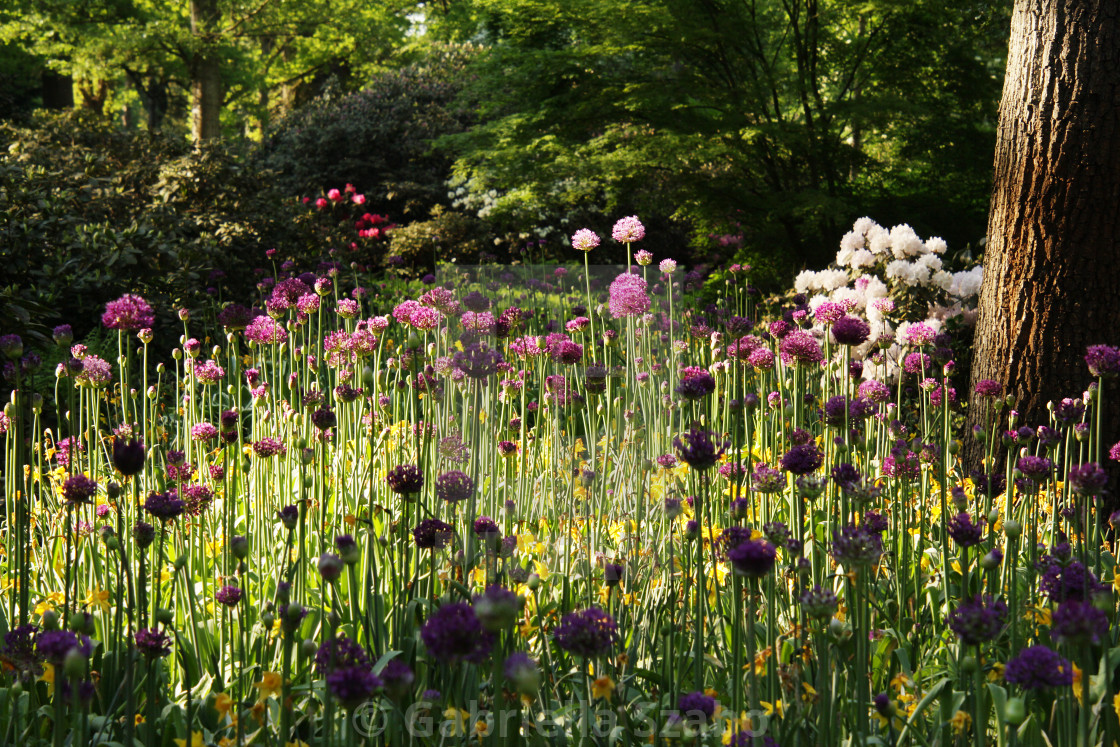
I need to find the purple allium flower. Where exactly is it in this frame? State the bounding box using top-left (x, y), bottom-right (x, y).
top-left (109, 440), bottom-right (143, 479)
top-left (904, 323), bottom-right (937, 347)
top-left (673, 428), bottom-right (727, 471)
top-left (902, 352), bottom-right (931, 375)
top-left (678, 691), bottom-right (717, 722)
top-left (132, 520), bottom-right (156, 549)
top-left (311, 408), bottom-right (337, 431)
top-left (253, 438), bottom-right (287, 458)
top-left (676, 373), bottom-right (716, 401)
top-left (191, 360), bottom-right (225, 384)
top-left (781, 443), bottom-right (823, 475)
top-left (1004, 645), bottom-right (1073, 690)
top-left (503, 652), bottom-right (541, 694)
top-left (612, 216), bottom-right (645, 243)
top-left (800, 585), bottom-right (839, 619)
top-left (608, 271), bottom-right (651, 318)
top-left (74, 355), bottom-right (112, 387)
top-left (327, 666), bottom-right (382, 708)
top-left (858, 379), bottom-right (890, 404)
top-left (831, 463), bottom-right (862, 491)
top-left (144, 491), bottom-right (184, 522)
top-left (182, 484), bottom-right (213, 515)
top-left (135, 628), bottom-right (172, 658)
top-left (552, 340), bottom-right (584, 365)
top-left (571, 228), bottom-right (601, 252)
top-left (727, 538), bottom-right (777, 578)
top-left (751, 464), bottom-right (784, 493)
top-left (380, 659), bottom-right (415, 699)
top-left (435, 470), bottom-right (473, 503)
top-left (421, 603), bottom-right (494, 663)
top-left (883, 443), bottom-right (920, 480)
top-left (316, 634), bottom-right (370, 676)
top-left (473, 515), bottom-right (500, 542)
top-left (1085, 345), bottom-right (1120, 377)
top-left (52, 324), bottom-right (73, 346)
top-left (831, 316), bottom-right (870, 346)
top-left (36, 630), bottom-right (91, 665)
top-left (747, 347), bottom-right (775, 370)
top-left (387, 464), bottom-right (423, 495)
top-left (318, 553), bottom-right (344, 582)
top-left (552, 607), bottom-right (618, 658)
top-left (413, 518), bottom-right (454, 550)
top-left (453, 343), bottom-right (504, 379)
top-left (1067, 462), bottom-right (1108, 495)
top-left (3, 624), bottom-right (42, 681)
top-left (974, 379), bottom-right (1002, 398)
top-left (215, 585), bottom-right (242, 607)
top-left (244, 315), bottom-right (288, 345)
top-left (831, 524), bottom-right (883, 568)
top-left (656, 453), bottom-right (678, 469)
top-left (276, 504), bottom-right (299, 530)
top-left (779, 330), bottom-right (824, 367)
top-left (947, 513), bottom-right (983, 548)
top-left (948, 595), bottom-right (1008, 646)
top-left (1039, 561), bottom-right (1104, 602)
top-left (62, 474), bottom-right (98, 505)
top-left (473, 585), bottom-right (520, 631)
top-left (1051, 599), bottom-right (1109, 646)
top-left (190, 423), bottom-right (219, 442)
top-left (1017, 456), bottom-right (1052, 483)
top-left (102, 294), bottom-right (154, 331)
top-left (726, 732), bottom-right (779, 747)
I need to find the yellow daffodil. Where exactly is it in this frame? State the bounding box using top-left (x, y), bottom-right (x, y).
top-left (950, 710), bottom-right (971, 735)
top-left (173, 734), bottom-right (205, 747)
top-left (591, 676), bottom-right (615, 700)
top-left (214, 692), bottom-right (232, 720)
top-left (442, 707), bottom-right (470, 736)
top-left (761, 699), bottom-right (783, 718)
top-left (40, 662), bottom-right (55, 697)
top-left (988, 662), bottom-right (1005, 682)
top-left (253, 671), bottom-right (282, 702)
top-left (84, 588), bottom-right (111, 613)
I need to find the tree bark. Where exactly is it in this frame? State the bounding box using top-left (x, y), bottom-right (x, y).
top-left (190, 0), bottom-right (223, 142)
top-left (968, 1), bottom-right (1120, 466)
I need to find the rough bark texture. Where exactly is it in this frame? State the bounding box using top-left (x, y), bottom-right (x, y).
top-left (190, 0), bottom-right (222, 142)
top-left (968, 0), bottom-right (1120, 466)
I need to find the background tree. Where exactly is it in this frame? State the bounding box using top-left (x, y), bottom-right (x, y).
top-left (425, 0), bottom-right (1009, 279)
top-left (968, 0), bottom-right (1120, 465)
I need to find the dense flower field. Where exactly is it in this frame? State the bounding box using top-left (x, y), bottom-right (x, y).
top-left (0, 209), bottom-right (1118, 746)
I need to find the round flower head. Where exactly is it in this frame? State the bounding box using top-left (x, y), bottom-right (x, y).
top-left (831, 524), bottom-right (883, 568)
top-left (799, 585), bottom-right (839, 619)
top-left (678, 691), bottom-right (717, 722)
top-left (1050, 599), bottom-right (1109, 646)
top-left (144, 491), bottom-right (184, 522)
top-left (608, 271), bottom-right (651, 318)
top-left (215, 585), bottom-right (242, 607)
top-left (1004, 645), bottom-right (1074, 690)
top-left (571, 228), bottom-right (601, 252)
top-left (420, 602), bottom-right (494, 663)
top-left (673, 428), bottom-right (727, 471)
top-left (36, 630), bottom-right (91, 665)
top-left (436, 470), bottom-right (473, 503)
top-left (135, 628), bottom-right (172, 658)
top-left (380, 659), bottom-right (415, 700)
top-left (947, 595), bottom-right (1007, 646)
top-left (1016, 456), bottom-right (1052, 483)
top-left (635, 249), bottom-right (653, 265)
top-left (504, 652), bottom-right (541, 695)
top-left (831, 316), bottom-right (870, 346)
top-left (328, 667), bottom-right (382, 709)
top-left (611, 216), bottom-right (645, 243)
top-left (1085, 344), bottom-right (1120, 377)
top-left (473, 585), bottom-right (520, 631)
top-left (781, 443), bottom-right (823, 475)
top-left (552, 607), bottom-right (618, 658)
top-left (947, 513), bottom-right (983, 548)
top-left (315, 634), bottom-right (370, 675)
top-left (386, 464), bottom-right (423, 495)
top-left (412, 518), bottom-right (454, 550)
top-left (779, 331), bottom-right (824, 367)
top-left (102, 294), bottom-right (154, 331)
top-left (659, 258), bottom-right (678, 274)
top-left (62, 474), bottom-right (98, 505)
top-left (974, 379), bottom-right (1002, 398)
top-left (727, 538), bottom-right (777, 578)
top-left (1067, 462), bottom-right (1108, 495)
top-left (244, 315), bottom-right (288, 345)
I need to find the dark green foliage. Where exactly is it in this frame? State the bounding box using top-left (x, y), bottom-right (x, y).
top-left (255, 46), bottom-right (478, 222)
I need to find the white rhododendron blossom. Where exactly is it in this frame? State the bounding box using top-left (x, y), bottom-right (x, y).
top-left (788, 217), bottom-right (983, 382)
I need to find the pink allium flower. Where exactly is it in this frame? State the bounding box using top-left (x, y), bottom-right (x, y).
top-left (409, 306), bottom-right (441, 331)
top-left (244, 315), bottom-right (288, 345)
top-left (571, 228), bottom-right (600, 252)
top-left (608, 271), bottom-right (650, 318)
top-left (297, 294), bottom-right (321, 314)
top-left (905, 323), bottom-right (937, 347)
top-left (635, 250), bottom-right (653, 266)
top-left (659, 259), bottom-right (678, 274)
top-left (565, 317), bottom-right (590, 333)
top-left (191, 423), bottom-right (219, 442)
top-left (102, 294), bottom-right (154, 331)
top-left (612, 216), bottom-right (645, 243)
top-left (393, 300), bottom-right (421, 326)
top-left (779, 331), bottom-right (824, 367)
top-left (336, 299), bottom-right (359, 318)
top-left (75, 355), bottom-right (112, 387)
top-left (191, 360), bottom-right (225, 385)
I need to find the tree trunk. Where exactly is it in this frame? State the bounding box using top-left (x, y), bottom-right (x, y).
top-left (190, 0), bottom-right (222, 142)
top-left (968, 1), bottom-right (1120, 467)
